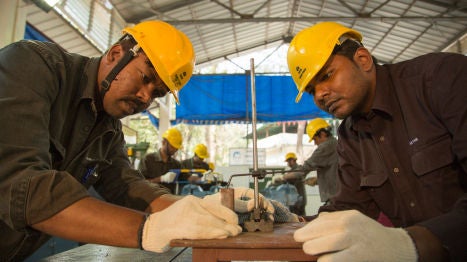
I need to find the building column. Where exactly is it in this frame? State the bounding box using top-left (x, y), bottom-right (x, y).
top-left (0, 0), bottom-right (28, 48)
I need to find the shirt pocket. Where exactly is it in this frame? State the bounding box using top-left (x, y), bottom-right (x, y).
top-left (360, 170), bottom-right (388, 188)
top-left (411, 135), bottom-right (454, 176)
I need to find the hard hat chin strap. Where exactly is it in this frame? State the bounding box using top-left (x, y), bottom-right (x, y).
top-left (100, 45), bottom-right (141, 98)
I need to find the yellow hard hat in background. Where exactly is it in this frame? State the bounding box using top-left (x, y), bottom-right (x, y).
top-left (123, 20), bottom-right (195, 104)
top-left (194, 143), bottom-right (209, 159)
top-left (208, 162), bottom-right (215, 171)
top-left (284, 152), bottom-right (297, 161)
top-left (287, 22), bottom-right (362, 102)
top-left (306, 118), bottom-right (330, 142)
top-left (162, 128), bottom-right (183, 149)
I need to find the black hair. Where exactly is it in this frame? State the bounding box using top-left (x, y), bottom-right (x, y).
top-left (315, 127), bottom-right (332, 138)
top-left (332, 38), bottom-right (362, 59)
top-left (118, 34), bottom-right (138, 53)
top-left (332, 37), bottom-right (378, 65)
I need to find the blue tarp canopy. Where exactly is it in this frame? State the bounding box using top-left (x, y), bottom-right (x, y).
top-left (175, 74), bottom-right (330, 124)
top-left (24, 23), bottom-right (51, 42)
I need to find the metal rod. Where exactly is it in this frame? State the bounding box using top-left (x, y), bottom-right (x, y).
top-left (250, 58), bottom-right (259, 210)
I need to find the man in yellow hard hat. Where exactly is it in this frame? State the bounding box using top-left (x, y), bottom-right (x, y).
top-left (180, 143), bottom-right (210, 184)
top-left (181, 143), bottom-right (210, 171)
top-left (287, 21), bottom-right (466, 261)
top-left (0, 20), bottom-right (262, 260)
top-left (282, 152), bottom-right (307, 216)
top-left (301, 118), bottom-right (339, 205)
top-left (139, 127), bottom-right (183, 193)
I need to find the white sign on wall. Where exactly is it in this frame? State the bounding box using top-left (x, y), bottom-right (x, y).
top-left (229, 148), bottom-right (266, 166)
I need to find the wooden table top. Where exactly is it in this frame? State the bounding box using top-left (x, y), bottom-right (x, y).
top-left (171, 222), bottom-right (306, 249)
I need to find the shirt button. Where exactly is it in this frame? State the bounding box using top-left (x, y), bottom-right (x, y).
top-left (410, 202), bottom-right (415, 207)
top-left (379, 136), bottom-right (385, 142)
top-left (393, 167), bottom-right (399, 173)
top-left (84, 126), bottom-right (90, 132)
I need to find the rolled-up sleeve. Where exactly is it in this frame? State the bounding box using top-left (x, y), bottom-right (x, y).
top-left (0, 42), bottom-right (90, 230)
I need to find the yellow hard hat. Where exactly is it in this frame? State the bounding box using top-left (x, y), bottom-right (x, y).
top-left (208, 162), bottom-right (215, 171)
top-left (284, 152), bottom-right (297, 161)
top-left (123, 20), bottom-right (195, 104)
top-left (306, 118), bottom-right (330, 142)
top-left (162, 128), bottom-right (183, 149)
top-left (287, 22), bottom-right (362, 102)
top-left (194, 144), bottom-right (209, 159)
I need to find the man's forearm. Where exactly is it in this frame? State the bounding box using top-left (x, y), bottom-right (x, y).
top-left (32, 197), bottom-right (145, 248)
top-left (406, 225), bottom-right (449, 262)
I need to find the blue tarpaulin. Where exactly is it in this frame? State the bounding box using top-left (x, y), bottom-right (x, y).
top-left (24, 23), bottom-right (51, 42)
top-left (176, 74), bottom-right (330, 124)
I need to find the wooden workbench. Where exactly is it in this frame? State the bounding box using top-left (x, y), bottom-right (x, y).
top-left (171, 222), bottom-right (317, 262)
top-left (41, 223), bottom-right (317, 261)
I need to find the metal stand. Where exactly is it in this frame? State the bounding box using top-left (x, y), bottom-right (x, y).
top-left (243, 58), bottom-right (273, 232)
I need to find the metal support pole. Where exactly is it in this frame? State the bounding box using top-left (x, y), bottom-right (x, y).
top-left (250, 58), bottom-right (260, 211)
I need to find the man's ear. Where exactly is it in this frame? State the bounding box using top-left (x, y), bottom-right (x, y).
top-left (105, 44), bottom-right (124, 64)
top-left (353, 47), bottom-right (373, 72)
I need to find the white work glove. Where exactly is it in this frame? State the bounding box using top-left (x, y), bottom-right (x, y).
top-left (271, 174), bottom-right (284, 184)
top-left (305, 177), bottom-right (318, 186)
top-left (203, 187), bottom-right (275, 221)
top-left (294, 210), bottom-right (417, 262)
top-left (160, 172), bottom-right (177, 183)
top-left (142, 195), bottom-right (242, 253)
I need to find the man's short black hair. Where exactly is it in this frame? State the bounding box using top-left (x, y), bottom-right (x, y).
top-left (333, 37), bottom-right (378, 65)
top-left (315, 127), bottom-right (332, 138)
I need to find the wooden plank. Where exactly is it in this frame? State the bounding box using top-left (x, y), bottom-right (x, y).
top-left (171, 222), bottom-right (305, 248)
top-left (171, 222), bottom-right (318, 261)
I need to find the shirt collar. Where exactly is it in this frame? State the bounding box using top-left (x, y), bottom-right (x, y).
top-left (79, 57), bottom-right (106, 117)
top-left (349, 64), bottom-right (397, 132)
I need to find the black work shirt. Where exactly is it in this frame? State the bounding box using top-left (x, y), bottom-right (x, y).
top-left (139, 150), bottom-right (181, 193)
top-left (180, 157), bottom-right (209, 170)
top-left (320, 53), bottom-right (467, 260)
top-left (0, 41), bottom-right (170, 260)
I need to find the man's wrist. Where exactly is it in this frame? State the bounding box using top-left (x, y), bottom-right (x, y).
top-left (405, 225), bottom-right (449, 262)
top-left (138, 214), bottom-right (150, 250)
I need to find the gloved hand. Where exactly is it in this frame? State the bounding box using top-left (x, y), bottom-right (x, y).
top-left (305, 177), bottom-right (318, 186)
top-left (203, 187), bottom-right (275, 221)
top-left (142, 195), bottom-right (242, 253)
top-left (271, 174), bottom-right (284, 185)
top-left (160, 172), bottom-right (177, 183)
top-left (294, 210), bottom-right (417, 262)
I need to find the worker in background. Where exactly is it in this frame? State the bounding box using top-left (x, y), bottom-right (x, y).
top-left (282, 152), bottom-right (307, 216)
top-left (287, 21), bottom-right (467, 261)
top-left (181, 143), bottom-right (210, 170)
top-left (301, 118), bottom-right (339, 205)
top-left (138, 127), bottom-right (182, 194)
top-left (202, 162), bottom-right (216, 184)
top-left (0, 20), bottom-right (272, 261)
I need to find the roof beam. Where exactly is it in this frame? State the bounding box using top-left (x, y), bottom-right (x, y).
top-left (150, 0), bottom-right (204, 13)
top-left (197, 36), bottom-right (285, 65)
top-left (164, 16), bottom-right (467, 25)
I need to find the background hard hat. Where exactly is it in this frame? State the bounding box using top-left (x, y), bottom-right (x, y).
top-left (123, 20), bottom-right (195, 104)
top-left (287, 22), bottom-right (362, 102)
top-left (208, 162), bottom-right (215, 171)
top-left (306, 118), bottom-right (330, 142)
top-left (284, 152), bottom-right (297, 161)
top-left (194, 144), bottom-right (209, 159)
top-left (162, 128), bottom-right (183, 149)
